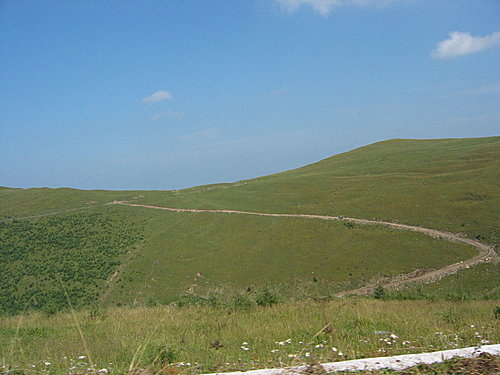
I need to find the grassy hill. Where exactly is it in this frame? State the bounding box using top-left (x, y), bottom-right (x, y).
top-left (1, 137), bottom-right (499, 314)
top-left (131, 137), bottom-right (500, 246)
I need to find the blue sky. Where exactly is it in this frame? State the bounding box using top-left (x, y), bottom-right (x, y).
top-left (1, 0), bottom-right (499, 190)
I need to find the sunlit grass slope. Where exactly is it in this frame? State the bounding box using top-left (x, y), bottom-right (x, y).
top-left (0, 137), bottom-right (498, 312)
top-left (1, 299), bottom-right (498, 374)
top-left (0, 187), bottom-right (139, 218)
top-left (386, 262), bottom-right (500, 301)
top-left (104, 207), bottom-right (475, 305)
top-left (134, 137), bottom-right (500, 246)
top-left (2, 137), bottom-right (498, 245)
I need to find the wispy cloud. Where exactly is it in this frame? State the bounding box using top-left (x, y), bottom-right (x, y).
top-left (151, 110), bottom-right (185, 121)
top-left (142, 90), bottom-right (173, 104)
top-left (433, 31), bottom-right (500, 59)
top-left (275, 0), bottom-right (407, 16)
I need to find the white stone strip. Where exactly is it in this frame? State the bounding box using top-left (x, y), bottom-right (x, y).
top-left (204, 344), bottom-right (500, 375)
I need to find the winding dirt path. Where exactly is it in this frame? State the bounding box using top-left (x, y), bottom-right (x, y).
top-left (110, 201), bottom-right (498, 296)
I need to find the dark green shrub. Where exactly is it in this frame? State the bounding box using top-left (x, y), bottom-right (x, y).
top-left (175, 294), bottom-right (208, 307)
top-left (142, 344), bottom-right (176, 366)
top-left (41, 301), bottom-right (60, 316)
top-left (88, 305), bottom-right (107, 320)
top-left (441, 308), bottom-right (462, 324)
top-left (230, 292), bottom-right (254, 310)
top-left (372, 285), bottom-right (386, 299)
top-left (146, 296), bottom-right (158, 307)
top-left (256, 286), bottom-right (280, 307)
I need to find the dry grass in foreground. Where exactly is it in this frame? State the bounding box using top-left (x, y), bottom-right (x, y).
top-left (1, 299), bottom-right (499, 374)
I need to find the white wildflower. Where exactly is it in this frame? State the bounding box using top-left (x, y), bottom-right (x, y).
top-left (242, 342), bottom-right (248, 345)
top-left (304, 352), bottom-right (311, 357)
top-left (390, 334), bottom-right (398, 339)
top-left (338, 351), bottom-right (344, 356)
top-left (314, 344), bottom-right (324, 349)
top-left (78, 356), bottom-right (86, 360)
top-left (331, 347), bottom-right (337, 352)
top-left (277, 341), bottom-right (285, 346)
top-left (287, 354), bottom-right (296, 358)
top-left (270, 349), bottom-right (279, 353)
top-left (241, 346), bottom-right (250, 351)
top-left (44, 362), bottom-right (51, 366)
top-left (98, 369), bottom-right (108, 374)
top-left (285, 339), bottom-right (292, 344)
top-left (480, 339), bottom-right (490, 344)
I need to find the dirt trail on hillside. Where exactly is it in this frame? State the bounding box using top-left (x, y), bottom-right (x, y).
top-left (109, 201), bottom-right (498, 296)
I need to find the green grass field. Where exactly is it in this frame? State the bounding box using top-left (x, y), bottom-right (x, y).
top-left (385, 262), bottom-right (500, 301)
top-left (129, 137), bottom-right (500, 247)
top-left (1, 299), bottom-right (498, 374)
top-left (103, 207), bottom-right (476, 306)
top-left (1, 137), bottom-right (499, 315)
top-left (1, 137), bottom-right (499, 374)
top-left (2, 137), bottom-right (499, 246)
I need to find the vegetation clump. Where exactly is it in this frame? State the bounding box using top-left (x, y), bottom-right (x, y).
top-left (0, 209), bottom-right (144, 315)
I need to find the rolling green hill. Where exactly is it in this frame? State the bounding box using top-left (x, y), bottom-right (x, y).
top-left (1, 137), bottom-right (499, 314)
top-left (131, 136), bottom-right (500, 246)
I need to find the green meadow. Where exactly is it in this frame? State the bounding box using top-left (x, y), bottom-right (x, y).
top-left (1, 137), bottom-right (499, 314)
top-left (104, 207), bottom-right (476, 306)
top-left (1, 299), bottom-right (498, 374)
top-left (0, 137), bottom-right (499, 373)
top-left (129, 137), bottom-right (500, 246)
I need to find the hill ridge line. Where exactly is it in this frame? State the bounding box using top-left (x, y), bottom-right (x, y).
top-left (109, 201), bottom-right (498, 296)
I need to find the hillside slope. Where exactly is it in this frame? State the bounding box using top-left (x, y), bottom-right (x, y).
top-left (1, 137), bottom-right (498, 311)
top-left (132, 137), bottom-right (500, 246)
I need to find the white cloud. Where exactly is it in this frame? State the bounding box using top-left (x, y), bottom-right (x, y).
top-left (275, 0), bottom-right (406, 15)
top-left (433, 31), bottom-right (500, 59)
top-left (142, 90), bottom-right (173, 104)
